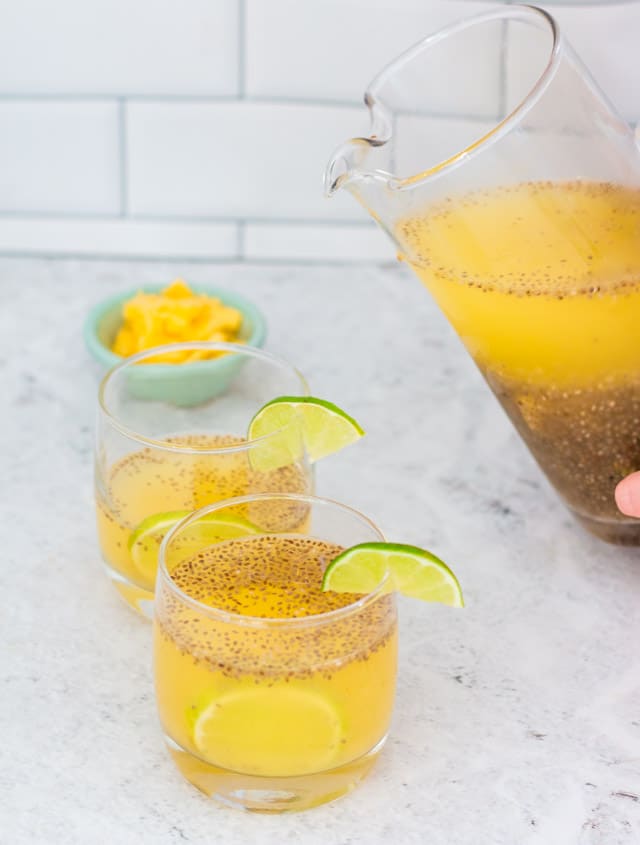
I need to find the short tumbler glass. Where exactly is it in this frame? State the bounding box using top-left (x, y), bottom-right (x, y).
top-left (94, 342), bottom-right (312, 617)
top-left (153, 493), bottom-right (398, 813)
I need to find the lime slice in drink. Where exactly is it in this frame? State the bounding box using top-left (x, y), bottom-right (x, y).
top-left (128, 510), bottom-right (259, 585)
top-left (322, 542), bottom-right (464, 607)
top-left (248, 396), bottom-right (364, 471)
top-left (191, 687), bottom-right (345, 776)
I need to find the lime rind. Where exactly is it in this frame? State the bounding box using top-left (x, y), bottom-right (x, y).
top-left (321, 547), bottom-right (388, 595)
top-left (322, 541), bottom-right (464, 608)
top-left (128, 510), bottom-right (260, 584)
top-left (247, 395), bottom-right (365, 471)
top-left (128, 510), bottom-right (191, 552)
top-left (258, 396), bottom-right (364, 437)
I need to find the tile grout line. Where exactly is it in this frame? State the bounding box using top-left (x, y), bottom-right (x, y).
top-left (0, 91), bottom-right (499, 122)
top-left (237, 0), bottom-right (246, 98)
top-left (0, 210), bottom-right (376, 227)
top-left (0, 250), bottom-right (393, 267)
top-left (117, 98), bottom-right (128, 217)
top-left (237, 220), bottom-right (246, 259)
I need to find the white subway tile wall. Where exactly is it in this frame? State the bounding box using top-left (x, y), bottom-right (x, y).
top-left (0, 0), bottom-right (637, 261)
top-left (245, 0), bottom-right (499, 107)
top-left (0, 0), bottom-right (240, 95)
top-left (548, 3), bottom-right (640, 121)
top-left (0, 101), bottom-right (120, 214)
top-left (0, 219), bottom-right (238, 259)
top-left (244, 222), bottom-right (395, 262)
top-left (126, 101), bottom-right (367, 220)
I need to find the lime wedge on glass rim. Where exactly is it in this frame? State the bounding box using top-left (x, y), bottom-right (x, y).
top-left (247, 395), bottom-right (365, 471)
top-left (128, 510), bottom-right (259, 585)
top-left (322, 542), bottom-right (464, 607)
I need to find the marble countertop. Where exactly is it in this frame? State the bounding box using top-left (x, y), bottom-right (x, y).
top-left (2, 256), bottom-right (639, 845)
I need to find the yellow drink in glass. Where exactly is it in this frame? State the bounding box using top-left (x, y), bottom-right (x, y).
top-left (153, 494), bottom-right (398, 812)
top-left (94, 342), bottom-right (312, 617)
top-left (398, 181), bottom-right (640, 542)
top-left (325, 5), bottom-right (640, 541)
top-left (96, 435), bottom-right (308, 601)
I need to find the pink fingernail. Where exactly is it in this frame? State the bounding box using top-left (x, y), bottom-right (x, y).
top-left (615, 480), bottom-right (637, 516)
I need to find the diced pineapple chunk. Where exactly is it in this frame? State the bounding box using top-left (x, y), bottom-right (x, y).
top-left (111, 279), bottom-right (243, 363)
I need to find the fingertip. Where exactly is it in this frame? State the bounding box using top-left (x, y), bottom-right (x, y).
top-left (615, 472), bottom-right (640, 517)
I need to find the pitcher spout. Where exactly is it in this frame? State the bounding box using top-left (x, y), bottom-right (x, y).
top-left (323, 93), bottom-right (396, 198)
top-left (323, 138), bottom-right (385, 197)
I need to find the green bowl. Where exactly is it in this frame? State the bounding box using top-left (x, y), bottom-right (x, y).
top-left (84, 285), bottom-right (267, 407)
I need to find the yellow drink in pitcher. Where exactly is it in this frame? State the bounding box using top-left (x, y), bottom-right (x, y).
top-left (398, 181), bottom-right (640, 542)
top-left (96, 435), bottom-right (310, 612)
top-left (154, 533), bottom-right (397, 810)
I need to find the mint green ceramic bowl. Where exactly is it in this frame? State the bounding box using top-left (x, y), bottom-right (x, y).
top-left (84, 285), bottom-right (267, 407)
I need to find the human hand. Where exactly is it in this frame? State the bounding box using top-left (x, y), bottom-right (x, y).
top-left (615, 472), bottom-right (640, 517)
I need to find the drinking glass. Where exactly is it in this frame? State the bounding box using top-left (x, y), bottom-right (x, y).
top-left (325, 5), bottom-right (640, 543)
top-left (154, 493), bottom-right (398, 812)
top-left (95, 342), bottom-right (312, 617)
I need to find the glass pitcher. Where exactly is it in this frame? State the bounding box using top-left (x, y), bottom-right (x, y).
top-left (325, 5), bottom-right (640, 545)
